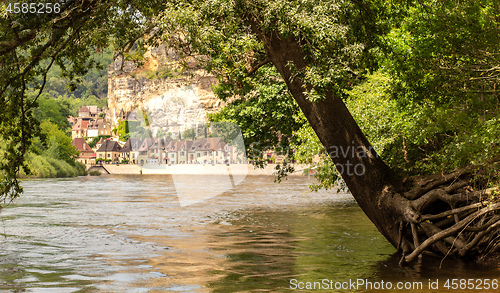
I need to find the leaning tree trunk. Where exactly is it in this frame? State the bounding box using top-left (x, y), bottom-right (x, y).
top-left (248, 21), bottom-right (500, 264)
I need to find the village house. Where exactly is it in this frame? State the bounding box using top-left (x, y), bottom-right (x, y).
top-left (78, 106), bottom-right (91, 119)
top-left (87, 105), bottom-right (104, 119)
top-left (87, 118), bottom-right (111, 138)
top-left (96, 140), bottom-right (122, 162)
top-left (78, 105), bottom-right (106, 120)
top-left (183, 140), bottom-right (197, 163)
top-left (93, 137), bottom-right (105, 152)
top-left (67, 116), bottom-right (77, 127)
top-left (137, 138), bottom-right (156, 165)
top-left (190, 139), bottom-right (206, 163)
top-left (165, 140), bottom-right (192, 164)
top-left (176, 140), bottom-right (193, 164)
top-left (191, 137), bottom-right (227, 164)
top-left (71, 118), bottom-right (90, 140)
top-left (163, 137), bottom-right (241, 165)
top-left (119, 138), bottom-right (143, 164)
top-left (165, 140), bottom-right (180, 164)
top-left (72, 138), bottom-right (95, 165)
top-left (147, 138), bottom-right (172, 164)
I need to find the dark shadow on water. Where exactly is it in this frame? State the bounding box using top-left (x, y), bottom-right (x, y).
top-left (373, 252), bottom-right (500, 289)
top-left (207, 203), bottom-right (500, 292)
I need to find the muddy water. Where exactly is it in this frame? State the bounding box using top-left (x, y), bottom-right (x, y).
top-left (0, 175), bottom-right (498, 292)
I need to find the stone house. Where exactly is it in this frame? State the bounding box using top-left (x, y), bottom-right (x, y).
top-left (72, 138), bottom-right (95, 165)
top-left (87, 118), bottom-right (111, 138)
top-left (119, 138), bottom-right (143, 164)
top-left (78, 106), bottom-right (90, 119)
top-left (136, 138), bottom-right (156, 165)
top-left (96, 140), bottom-right (122, 162)
top-left (165, 140), bottom-right (180, 164)
top-left (147, 138), bottom-right (172, 164)
top-left (162, 137), bottom-right (238, 164)
top-left (71, 119), bottom-right (90, 140)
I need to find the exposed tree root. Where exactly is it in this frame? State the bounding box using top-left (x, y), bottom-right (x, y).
top-left (392, 164), bottom-right (500, 265)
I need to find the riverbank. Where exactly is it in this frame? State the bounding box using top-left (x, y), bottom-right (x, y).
top-left (19, 153), bottom-right (87, 178)
top-left (88, 164), bottom-right (309, 176)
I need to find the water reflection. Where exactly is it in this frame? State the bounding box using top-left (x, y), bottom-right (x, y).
top-left (206, 204), bottom-right (396, 292)
top-left (0, 175), bottom-right (498, 292)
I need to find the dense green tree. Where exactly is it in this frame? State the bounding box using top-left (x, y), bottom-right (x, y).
top-left (382, 0), bottom-right (500, 175)
top-left (39, 47), bottom-right (112, 100)
top-left (182, 128), bottom-right (196, 140)
top-left (32, 93), bottom-right (71, 130)
top-left (38, 120), bottom-right (78, 162)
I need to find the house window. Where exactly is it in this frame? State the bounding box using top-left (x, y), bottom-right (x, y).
top-left (133, 153), bottom-right (136, 158)
top-left (171, 154), bottom-right (174, 158)
top-left (107, 154), bottom-right (110, 158)
top-left (190, 154), bottom-right (194, 160)
top-left (197, 153), bottom-right (200, 157)
top-left (180, 152), bottom-right (184, 156)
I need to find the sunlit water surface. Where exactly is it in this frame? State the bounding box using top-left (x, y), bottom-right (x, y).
top-left (0, 175), bottom-right (498, 292)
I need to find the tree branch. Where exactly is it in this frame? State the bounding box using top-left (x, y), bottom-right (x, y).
top-left (247, 56), bottom-right (270, 76)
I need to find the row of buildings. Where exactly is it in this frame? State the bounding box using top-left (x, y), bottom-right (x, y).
top-left (70, 105), bottom-right (245, 165)
top-left (73, 136), bottom-right (244, 165)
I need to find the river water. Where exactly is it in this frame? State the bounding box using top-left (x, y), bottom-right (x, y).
top-left (0, 175), bottom-right (498, 292)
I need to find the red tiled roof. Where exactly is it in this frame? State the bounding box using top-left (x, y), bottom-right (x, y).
top-left (72, 138), bottom-right (94, 154)
top-left (71, 119), bottom-right (90, 131)
top-left (87, 106), bottom-right (98, 114)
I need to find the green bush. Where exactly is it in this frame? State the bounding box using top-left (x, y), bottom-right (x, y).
top-left (89, 170), bottom-right (102, 176)
top-left (45, 157), bottom-right (77, 177)
top-left (21, 153), bottom-right (87, 178)
top-left (96, 158), bottom-right (112, 163)
top-left (28, 154), bottom-right (56, 178)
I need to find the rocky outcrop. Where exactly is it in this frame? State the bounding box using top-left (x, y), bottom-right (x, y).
top-left (107, 45), bottom-right (222, 136)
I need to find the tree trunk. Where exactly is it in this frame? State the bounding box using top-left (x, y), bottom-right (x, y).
top-left (247, 19), bottom-right (500, 264)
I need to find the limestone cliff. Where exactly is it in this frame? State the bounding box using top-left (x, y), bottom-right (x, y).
top-left (107, 45), bottom-right (222, 136)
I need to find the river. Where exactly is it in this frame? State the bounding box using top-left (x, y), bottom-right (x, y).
top-left (0, 175), bottom-right (498, 292)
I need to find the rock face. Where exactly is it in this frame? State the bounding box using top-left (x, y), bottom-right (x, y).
top-left (107, 45), bottom-right (222, 136)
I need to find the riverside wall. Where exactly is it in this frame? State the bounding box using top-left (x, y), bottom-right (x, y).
top-left (90, 164), bottom-right (308, 176)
